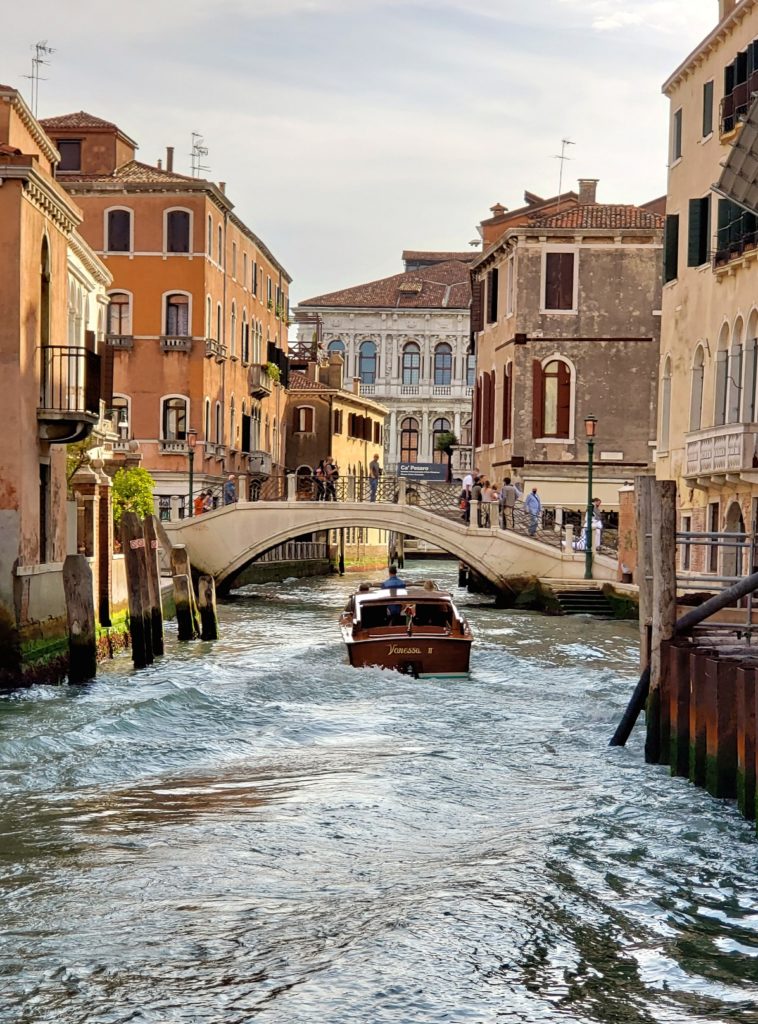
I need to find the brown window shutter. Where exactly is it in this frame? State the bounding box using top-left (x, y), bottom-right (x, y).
top-left (532, 360), bottom-right (544, 437)
top-left (470, 277), bottom-right (484, 333)
top-left (559, 253), bottom-right (574, 309)
top-left (488, 369), bottom-right (496, 443)
top-left (100, 341), bottom-right (114, 408)
top-left (556, 362), bottom-right (571, 437)
top-left (474, 378), bottom-right (482, 447)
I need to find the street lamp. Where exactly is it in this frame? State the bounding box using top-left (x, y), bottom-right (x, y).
top-left (187, 429), bottom-right (197, 517)
top-left (584, 415), bottom-right (597, 580)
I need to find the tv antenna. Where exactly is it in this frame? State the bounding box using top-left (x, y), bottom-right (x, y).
top-left (553, 138), bottom-right (574, 208)
top-left (190, 132), bottom-right (210, 178)
top-left (25, 40), bottom-right (55, 117)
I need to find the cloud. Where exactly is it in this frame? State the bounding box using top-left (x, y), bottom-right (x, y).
top-left (556, 0), bottom-right (712, 33)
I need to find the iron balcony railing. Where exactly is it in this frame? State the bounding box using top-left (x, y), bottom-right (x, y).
top-left (39, 345), bottom-right (100, 416)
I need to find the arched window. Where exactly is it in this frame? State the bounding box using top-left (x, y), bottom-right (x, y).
top-left (217, 224), bottom-right (223, 265)
top-left (327, 338), bottom-right (345, 369)
top-left (216, 304), bottom-right (223, 346)
top-left (660, 356), bottom-right (672, 451)
top-left (295, 406), bottom-right (315, 432)
top-left (230, 302), bottom-right (237, 357)
top-left (161, 396), bottom-right (187, 440)
top-left (230, 396), bottom-right (236, 448)
top-left (207, 214), bottom-right (212, 257)
top-left (690, 346), bottom-right (705, 431)
top-left (434, 343), bottom-right (452, 386)
top-left (40, 237), bottom-right (50, 348)
top-left (215, 401), bottom-right (222, 444)
top-left (359, 340), bottom-right (377, 384)
top-left (165, 209), bottom-right (191, 253)
top-left (242, 310), bottom-right (249, 363)
top-left (206, 295), bottom-right (212, 337)
top-left (400, 416), bottom-right (419, 462)
top-left (204, 398), bottom-right (211, 441)
top-left (744, 311), bottom-right (758, 422)
top-left (402, 342), bottom-right (420, 386)
top-left (107, 292), bottom-right (131, 336)
top-left (461, 417), bottom-right (472, 446)
top-left (728, 317), bottom-right (744, 424)
top-left (432, 417), bottom-right (451, 464)
top-left (165, 293), bottom-right (190, 336)
top-left (106, 208), bottom-right (131, 252)
top-left (466, 353), bottom-right (476, 388)
top-left (109, 394), bottom-right (130, 434)
top-left (533, 358), bottom-right (571, 438)
top-left (714, 323), bottom-right (730, 426)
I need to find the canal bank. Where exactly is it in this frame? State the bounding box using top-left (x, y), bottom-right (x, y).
top-left (1, 559), bottom-right (757, 1023)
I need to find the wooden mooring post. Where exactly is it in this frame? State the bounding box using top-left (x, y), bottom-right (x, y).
top-left (197, 575), bottom-right (219, 641)
top-left (646, 480), bottom-right (677, 765)
top-left (736, 665), bottom-right (756, 820)
top-left (171, 545), bottom-right (200, 638)
top-left (143, 516), bottom-right (164, 657)
top-left (173, 574), bottom-right (197, 642)
top-left (121, 511), bottom-right (154, 669)
top-left (704, 655), bottom-right (738, 799)
top-left (62, 554), bottom-right (97, 684)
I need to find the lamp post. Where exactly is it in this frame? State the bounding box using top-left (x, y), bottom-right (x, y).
top-left (187, 429), bottom-right (197, 517)
top-left (584, 415), bottom-right (597, 580)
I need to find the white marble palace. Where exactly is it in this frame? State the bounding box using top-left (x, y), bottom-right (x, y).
top-left (295, 251), bottom-right (475, 476)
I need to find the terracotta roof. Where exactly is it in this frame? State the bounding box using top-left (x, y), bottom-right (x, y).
top-left (527, 204), bottom-right (664, 230)
top-left (288, 370), bottom-right (329, 392)
top-left (300, 260), bottom-right (472, 310)
top-left (40, 111), bottom-right (119, 131)
top-left (402, 250), bottom-right (478, 263)
top-left (61, 159), bottom-right (196, 185)
top-left (0, 143), bottom-right (22, 156)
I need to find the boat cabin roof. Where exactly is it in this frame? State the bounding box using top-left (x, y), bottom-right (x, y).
top-left (352, 586), bottom-right (453, 608)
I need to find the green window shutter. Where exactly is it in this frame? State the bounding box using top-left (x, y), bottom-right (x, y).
top-left (664, 214), bottom-right (679, 283)
top-left (688, 200), bottom-right (702, 266)
top-left (717, 198), bottom-right (731, 250)
top-left (703, 81), bottom-right (714, 137)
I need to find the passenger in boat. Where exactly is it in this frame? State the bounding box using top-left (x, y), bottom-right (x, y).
top-left (380, 566), bottom-right (406, 624)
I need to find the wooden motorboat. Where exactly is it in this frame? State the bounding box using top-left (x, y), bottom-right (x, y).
top-left (339, 584), bottom-right (473, 677)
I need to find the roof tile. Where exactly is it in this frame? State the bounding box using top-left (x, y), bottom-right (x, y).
top-left (300, 260), bottom-right (472, 309)
top-left (528, 204), bottom-right (664, 230)
top-left (39, 111), bottom-right (119, 131)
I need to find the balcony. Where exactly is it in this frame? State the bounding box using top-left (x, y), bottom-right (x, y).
top-left (38, 345), bottom-right (101, 443)
top-left (247, 450), bottom-right (272, 479)
top-left (685, 422), bottom-right (758, 482)
top-left (205, 337), bottom-right (227, 361)
top-left (106, 334), bottom-right (134, 350)
top-left (158, 438), bottom-right (189, 455)
top-left (214, 444), bottom-right (227, 460)
top-left (160, 335), bottom-right (192, 353)
top-left (248, 364), bottom-right (273, 399)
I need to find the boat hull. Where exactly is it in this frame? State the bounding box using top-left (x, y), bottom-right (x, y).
top-left (343, 632), bottom-right (472, 677)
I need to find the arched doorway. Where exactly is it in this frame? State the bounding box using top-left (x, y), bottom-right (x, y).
top-left (723, 500), bottom-right (746, 579)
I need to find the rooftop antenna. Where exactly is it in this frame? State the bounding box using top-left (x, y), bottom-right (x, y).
top-left (553, 137), bottom-right (574, 211)
top-left (190, 132), bottom-right (210, 178)
top-left (25, 40), bottom-right (55, 117)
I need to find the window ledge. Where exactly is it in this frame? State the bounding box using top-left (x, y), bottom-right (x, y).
top-left (539, 308), bottom-right (578, 315)
top-left (534, 437), bottom-right (575, 444)
top-left (670, 157), bottom-right (683, 170)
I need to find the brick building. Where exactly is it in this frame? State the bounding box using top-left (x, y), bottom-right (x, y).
top-left (40, 111), bottom-right (291, 517)
top-left (470, 179), bottom-right (663, 510)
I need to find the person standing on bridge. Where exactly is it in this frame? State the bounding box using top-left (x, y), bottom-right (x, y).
top-left (525, 486), bottom-right (542, 536)
top-left (223, 475), bottom-right (236, 506)
top-left (500, 477), bottom-right (518, 530)
top-left (324, 458), bottom-right (338, 501)
top-left (368, 453), bottom-right (382, 502)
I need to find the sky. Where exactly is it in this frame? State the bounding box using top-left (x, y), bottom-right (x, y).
top-left (1, 0), bottom-right (717, 304)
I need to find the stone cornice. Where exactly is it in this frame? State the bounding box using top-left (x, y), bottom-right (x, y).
top-left (1, 163), bottom-right (82, 234)
top-left (0, 88), bottom-right (60, 165)
top-left (68, 229), bottom-right (112, 288)
top-left (662, 0), bottom-right (758, 96)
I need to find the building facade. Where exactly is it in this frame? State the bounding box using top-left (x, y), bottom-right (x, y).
top-left (470, 179), bottom-right (663, 510)
top-left (295, 253), bottom-right (475, 479)
top-left (0, 87), bottom-right (113, 679)
top-left (40, 112), bottom-right (291, 518)
top-left (657, 0), bottom-right (758, 578)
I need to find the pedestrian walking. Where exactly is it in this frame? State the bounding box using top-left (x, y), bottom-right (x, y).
top-left (368, 453), bottom-right (382, 502)
top-left (223, 474), bottom-right (236, 506)
top-left (314, 464), bottom-right (326, 501)
top-left (324, 457), bottom-right (339, 501)
top-left (525, 486), bottom-right (542, 536)
top-left (500, 477), bottom-right (518, 529)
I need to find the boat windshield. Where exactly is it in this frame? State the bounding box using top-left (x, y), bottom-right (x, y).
top-left (359, 601), bottom-right (453, 629)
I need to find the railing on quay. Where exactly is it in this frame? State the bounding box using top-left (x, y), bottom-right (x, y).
top-left (673, 529), bottom-right (758, 641)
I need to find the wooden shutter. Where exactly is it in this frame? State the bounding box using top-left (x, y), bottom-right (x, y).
top-left (664, 214), bottom-right (679, 282)
top-left (100, 342), bottom-right (114, 408)
top-left (85, 350), bottom-right (101, 415)
top-left (688, 198), bottom-right (710, 267)
top-left (702, 80), bottom-right (714, 137)
top-left (487, 268), bottom-right (499, 323)
top-left (532, 360), bottom-right (544, 438)
top-left (470, 277), bottom-right (484, 333)
top-left (545, 253), bottom-right (574, 310)
top-left (474, 378), bottom-right (482, 447)
top-left (556, 362), bottom-right (571, 437)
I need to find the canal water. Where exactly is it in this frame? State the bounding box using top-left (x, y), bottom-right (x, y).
top-left (1, 560), bottom-right (757, 1024)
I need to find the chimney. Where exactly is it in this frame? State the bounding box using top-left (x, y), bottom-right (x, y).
top-left (719, 0), bottom-right (737, 20)
top-left (166, 146), bottom-right (174, 172)
top-left (489, 202), bottom-right (507, 217)
top-left (157, 158), bottom-right (162, 170)
top-left (578, 178), bottom-right (599, 205)
top-left (328, 353), bottom-right (344, 390)
top-left (352, 376), bottom-right (361, 395)
top-left (219, 181), bottom-right (226, 194)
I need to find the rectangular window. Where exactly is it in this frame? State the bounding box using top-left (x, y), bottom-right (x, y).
top-left (243, 252), bottom-right (248, 287)
top-left (486, 268), bottom-right (498, 323)
top-left (58, 140), bottom-right (81, 172)
top-left (664, 214), bottom-right (679, 283)
top-left (267, 277), bottom-right (272, 306)
top-left (543, 251), bottom-right (575, 311)
top-left (672, 108), bottom-right (683, 162)
top-left (166, 211), bottom-right (190, 253)
top-left (107, 210), bottom-right (131, 252)
top-left (506, 256), bottom-right (514, 316)
top-left (296, 407), bottom-right (314, 432)
top-left (253, 261), bottom-right (258, 295)
top-left (333, 409), bottom-right (342, 434)
top-left (708, 502), bottom-right (720, 573)
top-left (232, 242), bottom-right (237, 279)
top-left (687, 196), bottom-right (710, 266)
top-left (702, 80), bottom-right (714, 137)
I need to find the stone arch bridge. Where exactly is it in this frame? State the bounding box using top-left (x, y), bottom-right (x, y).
top-left (164, 487), bottom-right (617, 593)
